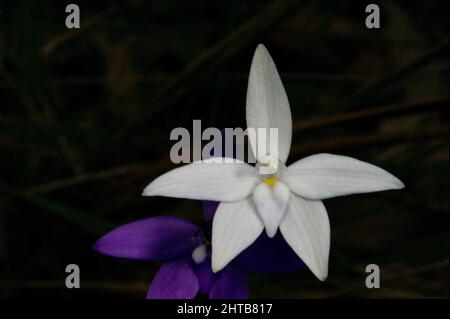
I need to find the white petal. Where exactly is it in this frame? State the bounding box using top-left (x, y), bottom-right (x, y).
top-left (283, 153), bottom-right (405, 200)
top-left (253, 182), bottom-right (289, 238)
top-left (246, 44), bottom-right (292, 163)
top-left (143, 158), bottom-right (258, 202)
top-left (211, 198), bottom-right (264, 272)
top-left (279, 195), bottom-right (330, 281)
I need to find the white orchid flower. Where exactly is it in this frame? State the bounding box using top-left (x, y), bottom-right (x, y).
top-left (143, 44), bottom-right (404, 281)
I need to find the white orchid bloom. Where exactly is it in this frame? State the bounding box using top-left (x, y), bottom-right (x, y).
top-left (143, 44), bottom-right (404, 281)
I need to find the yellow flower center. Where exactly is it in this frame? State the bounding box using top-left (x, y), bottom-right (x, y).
top-left (263, 177), bottom-right (277, 187)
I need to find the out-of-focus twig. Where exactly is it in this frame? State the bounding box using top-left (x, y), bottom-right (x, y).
top-left (5, 260), bottom-right (447, 297)
top-left (0, 57), bottom-right (83, 174)
top-left (0, 138), bottom-right (58, 156)
top-left (0, 71), bottom-right (377, 89)
top-left (2, 280), bottom-right (148, 295)
top-left (293, 96), bottom-right (448, 132)
top-left (327, 259), bottom-right (449, 298)
top-left (142, 0), bottom-right (303, 119)
top-left (338, 39), bottom-right (449, 111)
top-left (41, 5), bottom-right (125, 57)
top-left (28, 156), bottom-right (172, 194)
top-left (40, 97), bottom-right (84, 174)
top-left (0, 182), bottom-right (113, 235)
top-left (292, 127), bottom-right (448, 155)
top-left (28, 163), bottom-right (142, 194)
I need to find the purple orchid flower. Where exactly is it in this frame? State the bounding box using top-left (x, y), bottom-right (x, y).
top-left (93, 214), bottom-right (248, 299)
top-left (94, 130), bottom-right (304, 299)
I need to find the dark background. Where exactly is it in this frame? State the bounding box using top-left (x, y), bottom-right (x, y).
top-left (0, 0), bottom-right (448, 298)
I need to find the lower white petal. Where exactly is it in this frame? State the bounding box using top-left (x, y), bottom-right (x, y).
top-left (283, 153), bottom-right (405, 200)
top-left (253, 182), bottom-right (289, 238)
top-left (143, 158), bottom-right (258, 202)
top-left (279, 194), bottom-right (330, 281)
top-left (212, 197), bottom-right (264, 272)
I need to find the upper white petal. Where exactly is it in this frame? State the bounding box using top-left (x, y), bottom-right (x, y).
top-left (246, 44), bottom-right (292, 163)
top-left (279, 194), bottom-right (330, 281)
top-left (211, 197), bottom-right (264, 272)
top-left (143, 158), bottom-right (258, 202)
top-left (283, 153), bottom-right (405, 200)
top-left (253, 182), bottom-right (289, 238)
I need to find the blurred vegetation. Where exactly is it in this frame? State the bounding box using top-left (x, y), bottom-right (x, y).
top-left (0, 0), bottom-right (448, 298)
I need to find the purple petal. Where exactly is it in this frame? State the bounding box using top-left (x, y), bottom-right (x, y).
top-left (237, 232), bottom-right (304, 273)
top-left (202, 201), bottom-right (219, 222)
top-left (147, 259), bottom-right (199, 299)
top-left (193, 258), bottom-right (217, 295)
top-left (93, 216), bottom-right (200, 261)
top-left (209, 263), bottom-right (248, 299)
